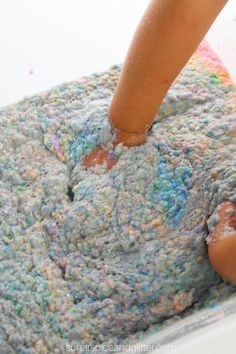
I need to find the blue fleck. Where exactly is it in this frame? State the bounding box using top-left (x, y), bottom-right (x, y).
top-left (138, 303), bottom-right (145, 311)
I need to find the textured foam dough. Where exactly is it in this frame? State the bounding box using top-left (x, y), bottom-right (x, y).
top-left (0, 42), bottom-right (236, 353)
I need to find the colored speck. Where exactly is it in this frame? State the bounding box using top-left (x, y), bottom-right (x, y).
top-left (210, 73), bottom-right (220, 85)
top-left (138, 303), bottom-right (145, 311)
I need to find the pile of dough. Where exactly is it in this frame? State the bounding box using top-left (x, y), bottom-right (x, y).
top-left (0, 42), bottom-right (235, 353)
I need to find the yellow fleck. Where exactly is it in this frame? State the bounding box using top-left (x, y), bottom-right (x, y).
top-left (149, 217), bottom-right (163, 228)
top-left (26, 169), bottom-right (38, 181)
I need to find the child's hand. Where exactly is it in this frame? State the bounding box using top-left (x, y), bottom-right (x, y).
top-left (82, 130), bottom-right (147, 170)
top-left (82, 144), bottom-right (117, 170)
top-left (208, 202), bottom-right (236, 283)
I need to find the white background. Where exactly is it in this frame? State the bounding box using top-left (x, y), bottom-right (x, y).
top-left (0, 0), bottom-right (235, 107)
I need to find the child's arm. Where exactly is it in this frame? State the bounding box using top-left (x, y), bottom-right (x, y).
top-left (83, 0), bottom-right (236, 283)
top-left (84, 0), bottom-right (227, 156)
top-left (109, 0), bottom-right (228, 146)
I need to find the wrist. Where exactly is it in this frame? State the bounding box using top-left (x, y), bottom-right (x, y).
top-left (112, 129), bottom-right (147, 147)
top-left (108, 116), bottom-right (147, 147)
